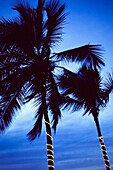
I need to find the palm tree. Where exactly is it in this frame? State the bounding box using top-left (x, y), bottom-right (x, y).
top-left (0, 0), bottom-right (105, 169)
top-left (58, 66), bottom-right (113, 170)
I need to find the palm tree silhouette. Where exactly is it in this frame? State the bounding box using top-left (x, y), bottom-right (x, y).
top-left (0, 0), bottom-right (105, 169)
top-left (59, 66), bottom-right (113, 170)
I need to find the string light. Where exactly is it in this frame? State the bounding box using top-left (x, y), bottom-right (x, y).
top-left (99, 136), bottom-right (111, 170)
top-left (103, 154), bottom-right (108, 157)
top-left (47, 149), bottom-right (54, 154)
top-left (44, 120), bottom-right (54, 169)
top-left (99, 136), bottom-right (103, 139)
top-left (47, 144), bottom-right (53, 148)
top-left (48, 165), bottom-right (54, 168)
top-left (101, 144), bottom-right (105, 147)
top-left (104, 159), bottom-right (110, 162)
top-left (45, 120), bottom-right (51, 126)
top-left (102, 150), bottom-right (107, 152)
top-left (106, 165), bottom-right (111, 168)
top-left (48, 159), bottom-right (54, 162)
top-left (46, 132), bottom-right (53, 141)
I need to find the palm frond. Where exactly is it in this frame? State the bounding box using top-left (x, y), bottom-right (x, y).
top-left (57, 67), bottom-right (78, 92)
top-left (12, 1), bottom-right (33, 23)
top-left (103, 72), bottom-right (113, 103)
top-left (0, 3), bottom-right (36, 54)
top-left (44, 0), bottom-right (66, 47)
top-left (0, 64), bottom-right (33, 132)
top-left (53, 44), bottom-right (104, 70)
top-left (0, 62), bottom-right (31, 93)
top-left (61, 96), bottom-right (83, 112)
top-left (82, 105), bottom-right (92, 116)
top-left (47, 73), bottom-right (61, 132)
top-left (58, 66), bottom-right (105, 118)
top-left (34, 0), bottom-right (45, 49)
top-left (27, 103), bottom-right (44, 141)
top-left (0, 88), bottom-right (24, 131)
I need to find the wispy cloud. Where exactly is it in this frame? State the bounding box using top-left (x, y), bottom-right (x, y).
top-left (0, 107), bottom-right (113, 170)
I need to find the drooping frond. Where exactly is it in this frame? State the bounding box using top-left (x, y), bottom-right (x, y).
top-left (0, 86), bottom-right (25, 131)
top-left (47, 72), bottom-right (61, 132)
top-left (0, 56), bottom-right (35, 131)
top-left (0, 68), bottom-right (28, 132)
top-left (53, 44), bottom-right (104, 70)
top-left (27, 103), bottom-right (44, 141)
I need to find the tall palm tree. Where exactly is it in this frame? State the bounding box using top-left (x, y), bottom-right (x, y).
top-left (0, 0), bottom-right (105, 169)
top-left (58, 66), bottom-right (113, 170)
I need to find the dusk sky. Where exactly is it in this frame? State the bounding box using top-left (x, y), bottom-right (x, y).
top-left (0, 0), bottom-right (113, 170)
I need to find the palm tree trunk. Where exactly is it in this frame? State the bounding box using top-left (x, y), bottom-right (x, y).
top-left (44, 112), bottom-right (54, 170)
top-left (42, 85), bottom-right (54, 170)
top-left (94, 116), bottom-right (111, 170)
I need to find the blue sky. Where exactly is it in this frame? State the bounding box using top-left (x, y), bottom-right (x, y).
top-left (0, 0), bottom-right (113, 170)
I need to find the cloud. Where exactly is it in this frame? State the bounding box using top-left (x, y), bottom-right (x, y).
top-left (0, 103), bottom-right (113, 170)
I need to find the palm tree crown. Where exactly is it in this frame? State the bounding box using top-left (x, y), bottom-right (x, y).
top-left (59, 66), bottom-right (113, 116)
top-left (0, 0), bottom-right (105, 137)
top-left (58, 66), bottom-right (113, 170)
